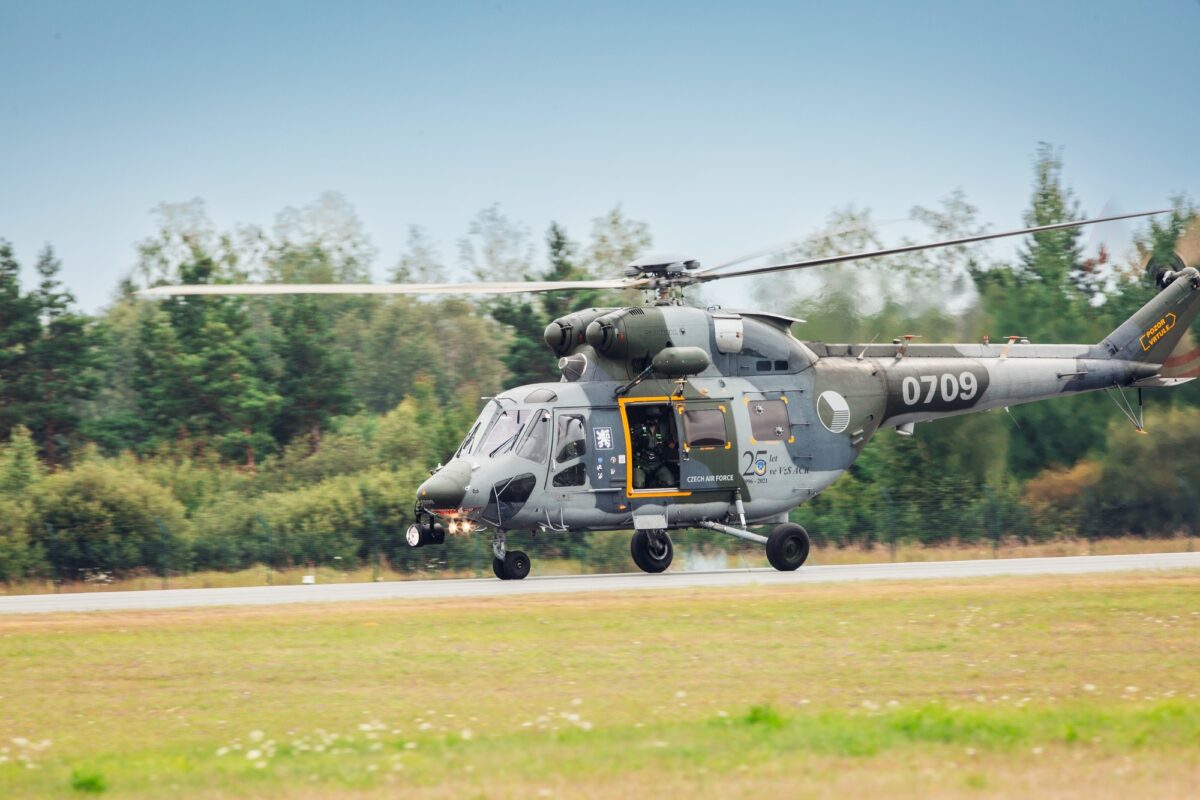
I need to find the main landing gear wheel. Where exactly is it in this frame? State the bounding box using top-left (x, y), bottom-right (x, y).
top-left (492, 556), bottom-right (506, 580)
top-left (502, 550), bottom-right (530, 580)
top-left (630, 530), bottom-right (674, 573)
top-left (766, 523), bottom-right (810, 571)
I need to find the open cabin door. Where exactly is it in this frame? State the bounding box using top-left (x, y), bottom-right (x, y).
top-left (619, 396), bottom-right (738, 499)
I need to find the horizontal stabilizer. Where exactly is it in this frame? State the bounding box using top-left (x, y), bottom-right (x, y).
top-left (1129, 376), bottom-right (1196, 388)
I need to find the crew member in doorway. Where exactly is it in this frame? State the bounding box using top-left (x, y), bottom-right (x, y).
top-left (632, 406), bottom-right (679, 489)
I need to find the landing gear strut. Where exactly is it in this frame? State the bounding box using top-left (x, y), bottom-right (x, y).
top-left (491, 531), bottom-right (530, 580)
top-left (697, 519), bottom-right (811, 572)
top-left (631, 530), bottom-right (673, 573)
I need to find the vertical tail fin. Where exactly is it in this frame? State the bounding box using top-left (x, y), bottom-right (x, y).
top-left (1101, 219), bottom-right (1200, 365)
top-left (1100, 266), bottom-right (1200, 364)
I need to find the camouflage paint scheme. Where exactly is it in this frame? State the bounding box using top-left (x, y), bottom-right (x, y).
top-left (417, 267), bottom-right (1200, 537)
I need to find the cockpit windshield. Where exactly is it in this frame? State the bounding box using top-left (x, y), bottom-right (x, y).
top-left (457, 401), bottom-right (554, 461)
top-left (479, 408), bottom-right (533, 458)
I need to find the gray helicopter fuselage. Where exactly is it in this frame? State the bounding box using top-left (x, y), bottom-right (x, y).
top-left (416, 267), bottom-right (1200, 535)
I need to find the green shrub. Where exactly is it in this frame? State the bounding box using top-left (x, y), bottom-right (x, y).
top-left (30, 461), bottom-right (190, 579)
top-left (0, 498), bottom-right (44, 581)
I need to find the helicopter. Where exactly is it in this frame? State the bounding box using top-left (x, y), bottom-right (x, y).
top-left (141, 210), bottom-right (1200, 580)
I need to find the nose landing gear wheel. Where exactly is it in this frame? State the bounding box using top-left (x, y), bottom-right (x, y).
top-left (492, 556), bottom-right (507, 580)
top-left (406, 523), bottom-right (445, 548)
top-left (630, 530), bottom-right (673, 573)
top-left (765, 523), bottom-right (810, 571)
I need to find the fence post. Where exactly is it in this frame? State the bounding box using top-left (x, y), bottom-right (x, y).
top-left (364, 506), bottom-right (380, 582)
top-left (1179, 477), bottom-right (1196, 553)
top-left (1082, 489), bottom-right (1096, 556)
top-left (257, 514), bottom-right (274, 585)
top-left (983, 485), bottom-right (999, 559)
top-left (155, 517), bottom-right (169, 589)
top-left (46, 523), bottom-right (59, 593)
top-left (879, 487), bottom-right (897, 562)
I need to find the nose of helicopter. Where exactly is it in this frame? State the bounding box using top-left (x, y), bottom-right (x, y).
top-left (417, 461), bottom-right (471, 510)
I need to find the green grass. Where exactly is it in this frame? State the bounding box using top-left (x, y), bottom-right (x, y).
top-left (1, 572), bottom-right (1198, 798)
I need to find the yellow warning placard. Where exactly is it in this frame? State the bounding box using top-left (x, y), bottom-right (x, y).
top-left (1140, 312), bottom-right (1177, 351)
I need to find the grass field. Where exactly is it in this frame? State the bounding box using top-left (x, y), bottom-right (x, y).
top-left (2, 572), bottom-right (1198, 798)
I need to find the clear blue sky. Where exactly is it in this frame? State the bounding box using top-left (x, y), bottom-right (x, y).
top-left (2, 0), bottom-right (1197, 312)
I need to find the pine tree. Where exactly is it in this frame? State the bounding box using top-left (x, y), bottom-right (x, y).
top-left (491, 223), bottom-right (604, 388)
top-left (16, 246), bottom-right (102, 465)
top-left (0, 241), bottom-right (40, 440)
top-left (973, 144), bottom-right (1112, 476)
top-left (0, 424), bottom-right (43, 495)
top-left (133, 244), bottom-right (281, 467)
top-left (269, 294), bottom-right (357, 452)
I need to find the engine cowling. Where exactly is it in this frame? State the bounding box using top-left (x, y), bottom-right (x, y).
top-left (543, 308), bottom-right (615, 356)
top-left (584, 308), bottom-right (676, 361)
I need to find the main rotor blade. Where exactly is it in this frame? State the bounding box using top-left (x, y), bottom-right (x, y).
top-left (698, 209), bottom-right (1173, 283)
top-left (137, 278), bottom-right (638, 298)
top-left (696, 217), bottom-right (910, 276)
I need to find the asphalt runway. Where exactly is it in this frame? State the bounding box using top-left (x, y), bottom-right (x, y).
top-left (2, 551), bottom-right (1198, 615)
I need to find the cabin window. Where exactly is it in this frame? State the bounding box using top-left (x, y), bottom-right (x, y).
top-left (555, 414), bottom-right (587, 462)
top-left (552, 463), bottom-right (586, 487)
top-left (515, 412), bottom-right (551, 463)
top-left (749, 399), bottom-right (790, 442)
top-left (755, 360), bottom-right (771, 372)
top-left (683, 409), bottom-right (726, 448)
top-left (773, 359), bottom-right (788, 371)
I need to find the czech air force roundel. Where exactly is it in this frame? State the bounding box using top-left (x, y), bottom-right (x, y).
top-left (817, 390), bottom-right (851, 433)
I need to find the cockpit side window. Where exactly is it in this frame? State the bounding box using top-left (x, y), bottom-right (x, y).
top-left (555, 415), bottom-right (587, 462)
top-left (515, 412), bottom-right (552, 463)
top-left (456, 421), bottom-right (482, 458)
top-left (457, 401), bottom-right (499, 457)
top-left (552, 463), bottom-right (586, 487)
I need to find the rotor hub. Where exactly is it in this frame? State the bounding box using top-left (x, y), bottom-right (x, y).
top-left (623, 254), bottom-right (702, 303)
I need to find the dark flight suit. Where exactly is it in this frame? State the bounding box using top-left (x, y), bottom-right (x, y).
top-left (633, 418), bottom-right (676, 489)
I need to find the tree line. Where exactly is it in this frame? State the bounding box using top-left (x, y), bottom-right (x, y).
top-left (0, 145), bottom-right (1196, 583)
